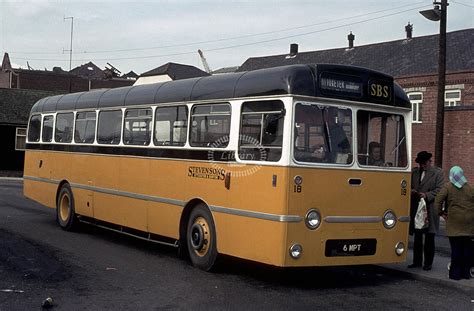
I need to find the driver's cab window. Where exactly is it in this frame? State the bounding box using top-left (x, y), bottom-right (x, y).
top-left (357, 110), bottom-right (407, 168)
top-left (294, 103), bottom-right (352, 164)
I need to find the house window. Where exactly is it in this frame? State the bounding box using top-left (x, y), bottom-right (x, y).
top-left (15, 128), bottom-right (27, 151)
top-left (445, 90), bottom-right (461, 107)
top-left (408, 93), bottom-right (422, 123)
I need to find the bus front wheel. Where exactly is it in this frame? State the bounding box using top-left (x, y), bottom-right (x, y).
top-left (186, 204), bottom-right (217, 271)
top-left (56, 183), bottom-right (78, 231)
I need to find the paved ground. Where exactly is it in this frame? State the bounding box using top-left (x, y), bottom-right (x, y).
top-left (383, 240), bottom-right (473, 291)
top-left (0, 178), bottom-right (473, 310)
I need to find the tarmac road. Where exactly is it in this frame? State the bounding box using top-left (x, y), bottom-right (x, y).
top-left (0, 179), bottom-right (472, 310)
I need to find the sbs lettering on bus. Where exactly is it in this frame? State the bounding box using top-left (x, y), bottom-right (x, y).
top-left (368, 79), bottom-right (392, 102)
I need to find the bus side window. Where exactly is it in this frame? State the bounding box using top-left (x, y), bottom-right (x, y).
top-left (27, 115), bottom-right (42, 142)
top-left (154, 106), bottom-right (188, 146)
top-left (42, 115), bottom-right (54, 143)
top-left (239, 100), bottom-right (284, 162)
top-left (190, 104), bottom-right (231, 148)
top-left (123, 108), bottom-right (152, 146)
top-left (75, 111), bottom-right (96, 144)
top-left (55, 113), bottom-right (74, 143)
top-left (97, 110), bottom-right (123, 145)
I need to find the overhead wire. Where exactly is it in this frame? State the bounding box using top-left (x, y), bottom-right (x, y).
top-left (451, 0), bottom-right (474, 8)
top-left (11, 4), bottom-right (431, 63)
top-left (10, 1), bottom-right (426, 56)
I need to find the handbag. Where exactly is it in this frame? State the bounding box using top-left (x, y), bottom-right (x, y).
top-left (414, 198), bottom-right (429, 230)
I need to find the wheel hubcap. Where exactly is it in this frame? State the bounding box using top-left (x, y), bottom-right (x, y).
top-left (189, 217), bottom-right (210, 257)
top-left (60, 194), bottom-right (70, 222)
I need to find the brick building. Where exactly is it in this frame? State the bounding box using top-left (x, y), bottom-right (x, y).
top-left (238, 28), bottom-right (474, 179)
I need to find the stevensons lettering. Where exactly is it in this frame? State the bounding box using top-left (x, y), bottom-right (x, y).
top-left (188, 166), bottom-right (226, 180)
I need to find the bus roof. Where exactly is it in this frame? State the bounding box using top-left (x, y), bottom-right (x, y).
top-left (30, 64), bottom-right (411, 114)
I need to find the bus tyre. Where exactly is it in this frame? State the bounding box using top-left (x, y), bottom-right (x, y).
top-left (56, 184), bottom-right (78, 231)
top-left (186, 204), bottom-right (217, 271)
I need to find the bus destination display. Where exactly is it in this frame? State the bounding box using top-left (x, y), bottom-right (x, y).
top-left (320, 72), bottom-right (363, 98)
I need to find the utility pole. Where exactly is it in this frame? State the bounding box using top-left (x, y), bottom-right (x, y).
top-left (420, 0), bottom-right (448, 168)
top-left (64, 16), bottom-right (74, 71)
top-left (435, 0), bottom-right (447, 168)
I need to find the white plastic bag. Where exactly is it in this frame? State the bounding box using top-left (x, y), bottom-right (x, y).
top-left (414, 198), bottom-right (429, 230)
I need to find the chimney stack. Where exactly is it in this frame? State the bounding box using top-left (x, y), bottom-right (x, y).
top-left (1, 53), bottom-right (12, 72)
top-left (405, 22), bottom-right (413, 39)
top-left (347, 32), bottom-right (355, 49)
top-left (290, 43), bottom-right (298, 57)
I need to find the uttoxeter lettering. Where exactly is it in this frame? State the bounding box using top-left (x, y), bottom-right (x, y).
top-left (188, 166), bottom-right (226, 180)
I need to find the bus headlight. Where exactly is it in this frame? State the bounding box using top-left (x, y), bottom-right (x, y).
top-left (305, 209), bottom-right (321, 230)
top-left (383, 210), bottom-right (397, 229)
top-left (289, 244), bottom-right (303, 259)
top-left (395, 242), bottom-right (405, 256)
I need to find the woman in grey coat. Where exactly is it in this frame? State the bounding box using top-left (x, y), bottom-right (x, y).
top-left (409, 151), bottom-right (444, 270)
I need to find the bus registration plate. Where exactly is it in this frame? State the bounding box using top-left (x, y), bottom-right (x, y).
top-left (325, 239), bottom-right (377, 257)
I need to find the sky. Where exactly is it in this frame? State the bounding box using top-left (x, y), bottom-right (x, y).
top-left (0, 0), bottom-right (473, 75)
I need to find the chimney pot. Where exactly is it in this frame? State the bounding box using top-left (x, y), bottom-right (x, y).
top-left (290, 43), bottom-right (298, 56)
top-left (347, 32), bottom-right (355, 49)
top-left (405, 22), bottom-right (413, 39)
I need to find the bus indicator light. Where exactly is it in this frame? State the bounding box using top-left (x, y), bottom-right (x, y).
top-left (305, 209), bottom-right (321, 230)
top-left (383, 210), bottom-right (397, 229)
top-left (289, 244), bottom-right (303, 259)
top-left (395, 242), bottom-right (405, 256)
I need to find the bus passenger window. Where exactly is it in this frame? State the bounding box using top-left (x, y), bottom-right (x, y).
top-left (42, 115), bottom-right (54, 143)
top-left (190, 104), bottom-right (230, 148)
top-left (356, 111), bottom-right (407, 168)
top-left (97, 110), bottom-right (123, 145)
top-left (75, 111), bottom-right (96, 144)
top-left (154, 106), bottom-right (188, 146)
top-left (239, 100), bottom-right (284, 162)
top-left (27, 115), bottom-right (41, 142)
top-left (294, 103), bottom-right (352, 164)
top-left (55, 113), bottom-right (74, 143)
top-left (123, 108), bottom-right (152, 146)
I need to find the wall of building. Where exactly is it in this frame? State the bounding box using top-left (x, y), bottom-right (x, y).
top-left (0, 125), bottom-right (25, 172)
top-left (443, 107), bottom-right (474, 180)
top-left (0, 88), bottom-right (62, 176)
top-left (0, 88), bottom-right (60, 124)
top-left (397, 71), bottom-right (474, 180)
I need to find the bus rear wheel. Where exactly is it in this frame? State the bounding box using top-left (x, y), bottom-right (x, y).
top-left (186, 204), bottom-right (217, 271)
top-left (56, 183), bottom-right (78, 231)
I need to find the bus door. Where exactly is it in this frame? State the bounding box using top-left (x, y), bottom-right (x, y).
top-left (218, 99), bottom-right (288, 262)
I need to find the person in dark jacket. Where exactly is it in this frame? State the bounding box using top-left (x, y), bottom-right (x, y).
top-left (409, 151), bottom-right (444, 270)
top-left (435, 166), bottom-right (474, 280)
